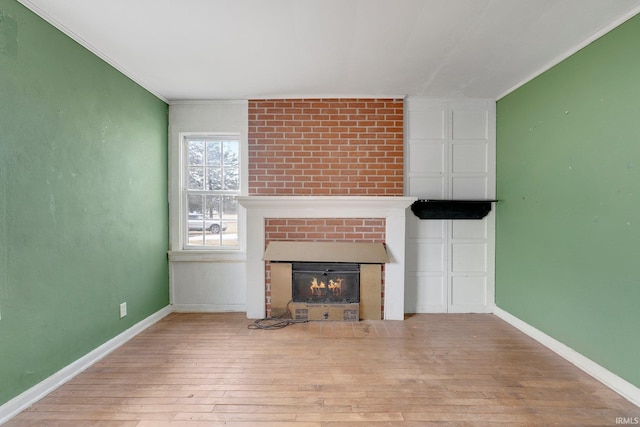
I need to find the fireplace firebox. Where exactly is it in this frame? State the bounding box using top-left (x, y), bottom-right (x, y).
top-left (263, 241), bottom-right (388, 321)
top-left (291, 262), bottom-right (360, 304)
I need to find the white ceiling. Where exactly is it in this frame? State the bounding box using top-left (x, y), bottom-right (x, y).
top-left (18, 0), bottom-right (640, 102)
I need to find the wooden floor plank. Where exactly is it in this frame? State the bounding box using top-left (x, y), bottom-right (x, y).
top-left (4, 312), bottom-right (638, 426)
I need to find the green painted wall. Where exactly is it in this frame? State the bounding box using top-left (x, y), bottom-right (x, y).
top-left (496, 15), bottom-right (640, 387)
top-left (0, 0), bottom-right (169, 405)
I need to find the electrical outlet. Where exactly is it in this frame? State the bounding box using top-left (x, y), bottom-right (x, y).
top-left (119, 302), bottom-right (127, 318)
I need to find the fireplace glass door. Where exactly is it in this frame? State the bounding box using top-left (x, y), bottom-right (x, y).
top-left (291, 262), bottom-right (360, 304)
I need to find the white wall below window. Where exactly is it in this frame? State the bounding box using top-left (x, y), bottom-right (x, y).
top-left (170, 261), bottom-right (247, 312)
top-left (168, 101), bottom-right (249, 312)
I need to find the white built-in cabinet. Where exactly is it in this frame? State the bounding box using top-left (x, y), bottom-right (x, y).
top-left (404, 98), bottom-right (495, 313)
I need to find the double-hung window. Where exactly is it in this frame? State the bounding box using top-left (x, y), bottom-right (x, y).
top-left (183, 135), bottom-right (240, 249)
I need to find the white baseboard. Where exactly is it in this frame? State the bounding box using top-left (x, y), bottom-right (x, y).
top-left (0, 305), bottom-right (173, 425)
top-left (171, 303), bottom-right (246, 313)
top-left (494, 306), bottom-right (640, 408)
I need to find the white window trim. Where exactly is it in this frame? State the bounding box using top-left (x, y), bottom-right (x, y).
top-left (169, 132), bottom-right (247, 262)
top-left (167, 101), bottom-right (248, 262)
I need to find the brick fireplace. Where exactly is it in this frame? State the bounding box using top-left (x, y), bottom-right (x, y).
top-left (237, 196), bottom-right (414, 320)
top-left (239, 98), bottom-right (413, 320)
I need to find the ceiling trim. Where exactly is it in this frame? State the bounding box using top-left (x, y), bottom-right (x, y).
top-left (16, 0), bottom-right (169, 103)
top-left (246, 94), bottom-right (408, 100)
top-left (497, 5), bottom-right (640, 100)
top-left (169, 99), bottom-right (250, 106)
top-left (169, 95), bottom-right (409, 103)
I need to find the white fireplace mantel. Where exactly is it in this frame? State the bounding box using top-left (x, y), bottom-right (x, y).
top-left (237, 196), bottom-right (416, 320)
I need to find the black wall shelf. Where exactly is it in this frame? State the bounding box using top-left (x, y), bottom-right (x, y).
top-left (410, 199), bottom-right (497, 220)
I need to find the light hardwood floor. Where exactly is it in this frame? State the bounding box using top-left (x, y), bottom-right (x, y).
top-left (5, 313), bottom-right (639, 426)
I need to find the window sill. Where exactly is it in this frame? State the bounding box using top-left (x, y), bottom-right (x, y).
top-left (168, 250), bottom-right (246, 263)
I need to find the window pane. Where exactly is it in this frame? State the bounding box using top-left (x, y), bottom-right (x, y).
top-left (187, 194), bottom-right (204, 216)
top-left (188, 230), bottom-right (206, 246)
top-left (205, 195), bottom-right (221, 219)
top-left (206, 140), bottom-right (222, 166)
top-left (221, 221), bottom-right (238, 246)
top-left (221, 195), bottom-right (238, 246)
top-left (188, 167), bottom-right (204, 190)
top-left (223, 167), bottom-right (239, 191)
top-left (187, 195), bottom-right (206, 246)
top-left (206, 167), bottom-right (222, 190)
top-left (222, 195), bottom-right (238, 217)
top-left (188, 141), bottom-right (204, 165)
top-left (223, 141), bottom-right (239, 166)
